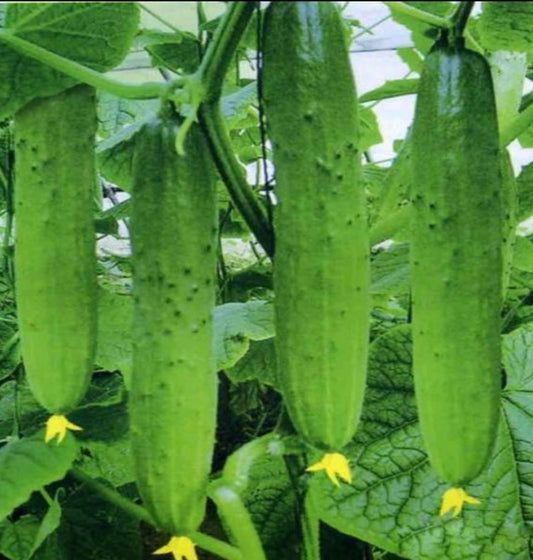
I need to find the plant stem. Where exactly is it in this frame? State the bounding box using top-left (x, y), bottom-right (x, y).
top-left (69, 467), bottom-right (242, 560)
top-left (0, 31), bottom-right (165, 99)
top-left (198, 2), bottom-right (256, 103)
top-left (450, 1), bottom-right (476, 39)
top-left (301, 494), bottom-right (321, 560)
top-left (209, 481), bottom-right (266, 560)
top-left (69, 467), bottom-right (154, 524)
top-left (199, 106), bottom-right (274, 258)
top-left (194, 1), bottom-right (274, 257)
top-left (383, 2), bottom-right (449, 28)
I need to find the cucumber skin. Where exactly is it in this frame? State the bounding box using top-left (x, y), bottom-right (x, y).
top-left (411, 41), bottom-right (502, 485)
top-left (129, 115), bottom-right (217, 535)
top-left (14, 85), bottom-right (97, 414)
top-left (263, 2), bottom-right (370, 451)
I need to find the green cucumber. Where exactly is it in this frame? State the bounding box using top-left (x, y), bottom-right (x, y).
top-left (263, 1), bottom-right (370, 451)
top-left (14, 85), bottom-right (97, 414)
top-left (411, 35), bottom-right (502, 485)
top-left (129, 110), bottom-right (217, 536)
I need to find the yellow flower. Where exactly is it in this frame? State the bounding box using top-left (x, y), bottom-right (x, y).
top-left (306, 452), bottom-right (353, 487)
top-left (439, 487), bottom-right (481, 517)
top-left (153, 536), bottom-right (198, 560)
top-left (44, 414), bottom-right (82, 444)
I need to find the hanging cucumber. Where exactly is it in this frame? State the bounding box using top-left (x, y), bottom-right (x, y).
top-left (263, 1), bottom-right (370, 474)
top-left (129, 107), bottom-right (218, 552)
top-left (14, 85), bottom-right (97, 442)
top-left (410, 34), bottom-right (502, 514)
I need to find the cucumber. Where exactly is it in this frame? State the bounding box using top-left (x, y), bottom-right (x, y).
top-left (263, 1), bottom-right (370, 451)
top-left (411, 35), bottom-right (502, 486)
top-left (14, 85), bottom-right (97, 415)
top-left (129, 109), bottom-right (218, 536)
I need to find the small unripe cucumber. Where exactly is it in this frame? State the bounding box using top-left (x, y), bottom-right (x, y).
top-left (129, 112), bottom-right (218, 535)
top-left (263, 1), bottom-right (370, 451)
top-left (14, 85), bottom-right (97, 414)
top-left (411, 36), bottom-right (502, 485)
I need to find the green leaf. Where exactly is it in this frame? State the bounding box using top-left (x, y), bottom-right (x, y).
top-left (387, 2), bottom-right (454, 53)
top-left (226, 338), bottom-right (277, 387)
top-left (97, 199), bottom-right (131, 223)
top-left (0, 433), bottom-right (78, 522)
top-left (478, 2), bottom-right (533, 53)
top-left (214, 301), bottom-right (275, 370)
top-left (397, 47), bottom-right (424, 74)
top-left (512, 236), bottom-right (533, 272)
top-left (97, 92), bottom-right (160, 140)
top-left (73, 384), bottom-right (134, 487)
top-left (140, 29), bottom-right (200, 74)
top-left (0, 3), bottom-right (140, 119)
top-left (221, 83), bottom-right (257, 130)
top-left (0, 324), bottom-right (19, 382)
top-left (371, 242), bottom-right (410, 295)
top-left (359, 105), bottom-right (382, 151)
top-left (0, 381), bottom-right (46, 441)
top-left (359, 79), bottom-right (418, 103)
top-left (0, 515), bottom-right (39, 560)
top-left (516, 163), bottom-right (533, 222)
top-left (55, 483), bottom-right (143, 560)
top-left (310, 324), bottom-right (532, 559)
top-left (95, 288), bottom-right (133, 386)
top-left (96, 117), bottom-right (148, 192)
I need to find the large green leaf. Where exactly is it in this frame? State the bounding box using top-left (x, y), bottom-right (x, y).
top-left (478, 2), bottom-right (533, 53)
top-left (0, 515), bottom-right (39, 560)
top-left (309, 325), bottom-right (533, 559)
top-left (214, 301), bottom-right (275, 370)
top-left (0, 3), bottom-right (139, 119)
top-left (0, 433), bottom-right (78, 521)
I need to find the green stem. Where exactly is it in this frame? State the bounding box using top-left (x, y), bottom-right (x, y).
top-left (209, 481), bottom-right (266, 560)
top-left (70, 467), bottom-right (155, 524)
top-left (383, 2), bottom-right (449, 28)
top-left (193, 1), bottom-right (274, 257)
top-left (301, 493), bottom-right (320, 560)
top-left (199, 105), bottom-right (274, 257)
top-left (450, 1), bottom-right (476, 39)
top-left (69, 468), bottom-right (242, 560)
top-left (0, 31), bottom-right (165, 99)
top-left (198, 1), bottom-right (256, 103)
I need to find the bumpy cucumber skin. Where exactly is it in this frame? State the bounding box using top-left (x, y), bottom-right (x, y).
top-left (14, 85), bottom-right (97, 414)
top-left (263, 2), bottom-right (370, 451)
top-left (129, 115), bottom-right (217, 535)
top-left (411, 40), bottom-right (502, 485)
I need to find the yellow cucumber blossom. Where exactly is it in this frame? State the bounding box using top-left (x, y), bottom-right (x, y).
top-left (153, 536), bottom-right (198, 560)
top-left (439, 487), bottom-right (480, 517)
top-left (45, 414), bottom-right (82, 444)
top-left (306, 452), bottom-right (353, 487)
